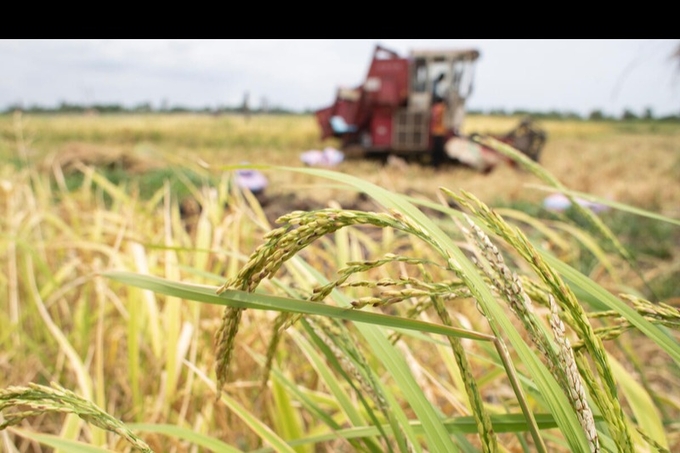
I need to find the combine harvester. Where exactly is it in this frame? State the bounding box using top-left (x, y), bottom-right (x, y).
top-left (315, 44), bottom-right (546, 172)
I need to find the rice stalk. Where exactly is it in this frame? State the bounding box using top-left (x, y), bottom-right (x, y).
top-left (458, 214), bottom-right (562, 379)
top-left (427, 291), bottom-right (499, 453)
top-left (569, 297), bottom-right (680, 350)
top-left (0, 382), bottom-right (153, 452)
top-left (214, 209), bottom-right (410, 393)
top-left (446, 188), bottom-right (633, 451)
top-left (637, 429), bottom-right (671, 453)
top-left (547, 295), bottom-right (599, 453)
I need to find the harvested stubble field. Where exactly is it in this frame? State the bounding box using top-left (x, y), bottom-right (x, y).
top-left (1, 112), bottom-right (679, 453)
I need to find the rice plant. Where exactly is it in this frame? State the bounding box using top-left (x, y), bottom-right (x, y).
top-left (1, 113), bottom-right (679, 452)
top-left (109, 160), bottom-right (679, 452)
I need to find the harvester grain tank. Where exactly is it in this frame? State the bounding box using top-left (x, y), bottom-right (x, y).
top-left (315, 44), bottom-right (546, 171)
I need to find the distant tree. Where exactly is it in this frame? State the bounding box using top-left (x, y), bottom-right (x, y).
top-left (589, 109), bottom-right (605, 120)
top-left (643, 107), bottom-right (654, 120)
top-left (5, 103), bottom-right (23, 113)
top-left (94, 104), bottom-right (123, 113)
top-left (58, 102), bottom-right (85, 113)
top-left (621, 108), bottom-right (638, 120)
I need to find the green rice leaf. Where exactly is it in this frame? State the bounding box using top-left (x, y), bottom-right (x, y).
top-left (270, 377), bottom-right (309, 453)
top-left (218, 391), bottom-right (297, 453)
top-left (607, 355), bottom-right (669, 449)
top-left (7, 428), bottom-right (118, 453)
top-left (244, 342), bottom-right (385, 453)
top-left (103, 271), bottom-right (493, 343)
top-left (129, 423), bottom-right (242, 452)
top-left (251, 413), bottom-right (577, 453)
top-left (291, 325), bottom-right (392, 452)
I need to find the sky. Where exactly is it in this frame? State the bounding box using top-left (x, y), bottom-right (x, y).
top-left (1, 39), bottom-right (679, 117)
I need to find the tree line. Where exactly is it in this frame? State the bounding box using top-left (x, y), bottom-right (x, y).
top-left (2, 102), bottom-right (299, 116)
top-left (467, 107), bottom-right (679, 121)
top-left (3, 102), bottom-right (679, 121)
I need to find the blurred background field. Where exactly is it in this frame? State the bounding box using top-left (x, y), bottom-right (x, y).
top-left (3, 112), bottom-right (679, 212)
top-left (1, 111), bottom-right (679, 452)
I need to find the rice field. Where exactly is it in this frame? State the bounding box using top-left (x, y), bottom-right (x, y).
top-left (1, 112), bottom-right (679, 453)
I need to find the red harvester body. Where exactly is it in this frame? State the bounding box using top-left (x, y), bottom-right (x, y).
top-left (315, 44), bottom-right (546, 171)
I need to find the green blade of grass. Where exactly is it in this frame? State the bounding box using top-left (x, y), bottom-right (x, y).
top-left (244, 342), bottom-right (385, 453)
top-left (181, 361), bottom-right (297, 453)
top-left (128, 423), bottom-right (242, 453)
top-left (218, 390), bottom-right (297, 453)
top-left (76, 163), bottom-right (132, 206)
top-left (7, 428), bottom-right (118, 453)
top-left (251, 412), bottom-right (576, 453)
top-left (288, 326), bottom-right (389, 451)
top-left (356, 324), bottom-right (454, 453)
top-left (103, 271), bottom-right (494, 343)
top-left (270, 373), bottom-right (310, 453)
top-left (607, 355), bottom-right (669, 449)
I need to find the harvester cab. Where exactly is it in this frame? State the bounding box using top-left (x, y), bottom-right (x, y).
top-left (408, 47), bottom-right (479, 136)
top-left (315, 44), bottom-right (547, 171)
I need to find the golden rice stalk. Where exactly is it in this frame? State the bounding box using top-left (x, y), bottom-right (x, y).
top-left (429, 292), bottom-right (499, 453)
top-left (571, 296), bottom-right (680, 351)
top-left (548, 295), bottom-right (600, 453)
top-left (445, 188), bottom-right (633, 452)
top-left (0, 382), bottom-right (153, 452)
top-left (459, 215), bottom-right (565, 382)
top-left (214, 209), bottom-right (412, 392)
